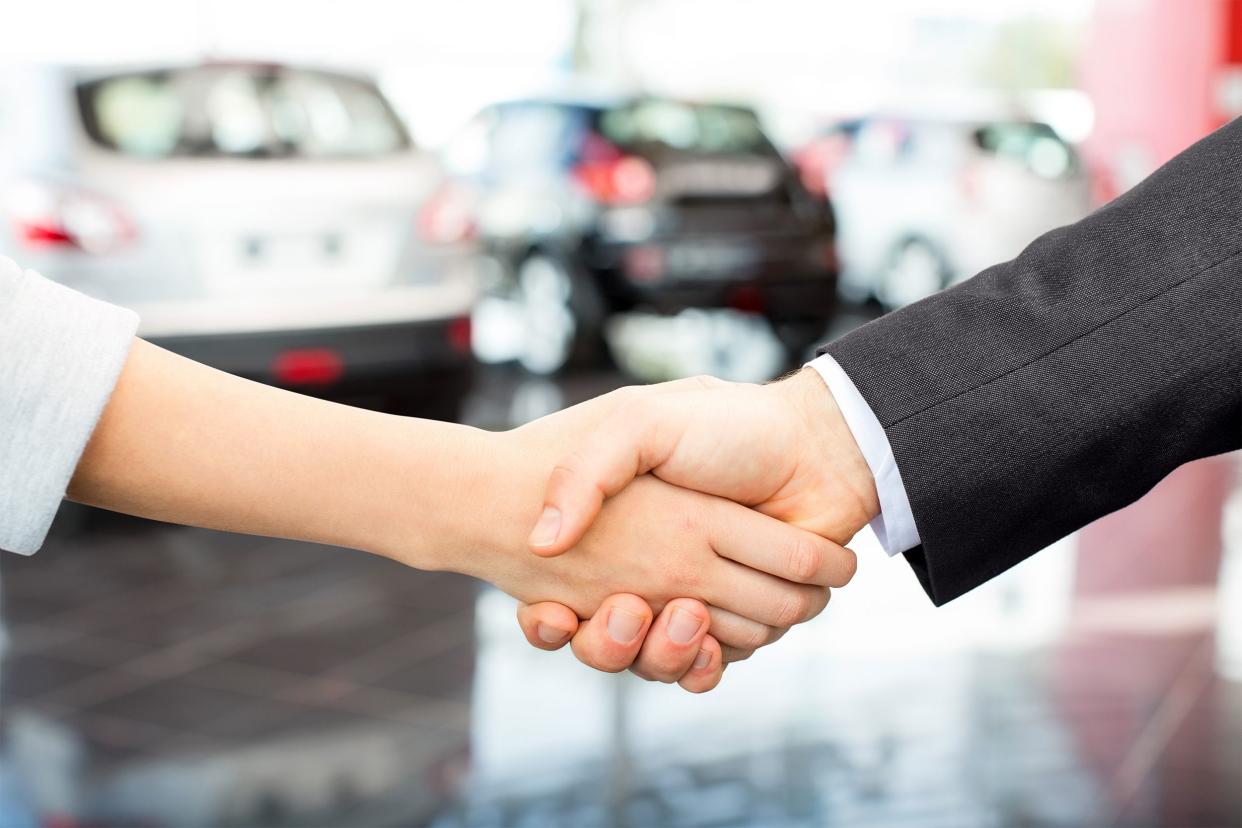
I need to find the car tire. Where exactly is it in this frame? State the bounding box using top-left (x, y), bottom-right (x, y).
top-left (877, 238), bottom-right (950, 310)
top-left (513, 252), bottom-right (606, 375)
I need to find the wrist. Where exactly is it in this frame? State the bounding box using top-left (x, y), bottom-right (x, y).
top-left (776, 367), bottom-right (881, 525)
top-left (363, 419), bottom-right (514, 574)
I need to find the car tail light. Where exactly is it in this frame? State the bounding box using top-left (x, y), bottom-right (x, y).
top-left (273, 349), bottom-right (344, 386)
top-left (574, 156), bottom-right (657, 205)
top-left (728, 285), bottom-right (765, 313)
top-left (572, 133), bottom-right (656, 205)
top-left (417, 182), bottom-right (476, 245)
top-left (6, 180), bottom-right (135, 254)
top-left (793, 143), bottom-right (830, 198)
top-left (446, 316), bottom-right (472, 353)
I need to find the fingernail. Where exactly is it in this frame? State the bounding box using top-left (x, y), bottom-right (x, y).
top-left (693, 649), bottom-right (711, 670)
top-left (606, 608), bottom-right (644, 643)
top-left (528, 507), bottom-right (562, 548)
top-left (667, 608), bottom-right (703, 644)
top-left (536, 623), bottom-right (567, 644)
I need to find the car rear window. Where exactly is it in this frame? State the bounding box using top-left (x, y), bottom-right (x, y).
top-left (77, 67), bottom-right (410, 159)
top-left (974, 121), bottom-right (1077, 178)
top-left (598, 101), bottom-right (773, 155)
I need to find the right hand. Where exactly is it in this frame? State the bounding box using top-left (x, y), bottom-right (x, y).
top-left (527, 369), bottom-right (879, 557)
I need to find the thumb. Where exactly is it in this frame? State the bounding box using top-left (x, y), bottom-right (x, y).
top-left (527, 396), bottom-right (682, 556)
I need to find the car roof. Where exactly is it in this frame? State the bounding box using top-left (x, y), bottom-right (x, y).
top-left (57, 60), bottom-right (383, 87)
top-left (491, 95), bottom-right (759, 116)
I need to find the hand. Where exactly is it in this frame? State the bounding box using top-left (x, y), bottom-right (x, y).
top-left (517, 370), bottom-right (877, 684)
top-left (424, 396), bottom-right (854, 692)
top-left (516, 594), bottom-right (739, 693)
top-left (528, 369), bottom-right (878, 553)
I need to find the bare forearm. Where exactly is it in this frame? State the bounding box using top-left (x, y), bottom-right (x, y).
top-left (68, 340), bottom-right (494, 570)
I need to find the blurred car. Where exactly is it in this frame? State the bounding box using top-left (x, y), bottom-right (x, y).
top-left (444, 96), bottom-right (838, 374)
top-left (0, 62), bottom-right (478, 417)
top-left (819, 116), bottom-right (1089, 309)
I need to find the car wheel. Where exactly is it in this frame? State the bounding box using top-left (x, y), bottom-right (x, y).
top-left (514, 253), bottom-right (603, 375)
top-left (877, 239), bottom-right (950, 310)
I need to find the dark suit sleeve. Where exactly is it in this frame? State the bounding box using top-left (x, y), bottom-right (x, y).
top-left (823, 118), bottom-right (1242, 606)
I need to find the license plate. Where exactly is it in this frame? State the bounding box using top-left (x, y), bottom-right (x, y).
top-left (664, 241), bottom-right (759, 277)
top-left (200, 224), bottom-right (396, 295)
top-left (241, 234), bottom-right (341, 270)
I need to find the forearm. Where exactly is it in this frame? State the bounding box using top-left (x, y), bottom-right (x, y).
top-left (68, 340), bottom-right (498, 571)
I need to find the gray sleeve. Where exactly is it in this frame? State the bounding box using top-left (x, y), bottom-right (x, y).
top-left (0, 256), bottom-right (138, 555)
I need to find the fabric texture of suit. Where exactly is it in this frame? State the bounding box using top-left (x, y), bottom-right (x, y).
top-left (823, 118), bottom-right (1242, 606)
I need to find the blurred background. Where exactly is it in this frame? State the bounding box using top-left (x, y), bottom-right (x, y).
top-left (1, 0), bottom-right (1239, 825)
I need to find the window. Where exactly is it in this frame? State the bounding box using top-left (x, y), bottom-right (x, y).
top-left (598, 101), bottom-right (772, 155)
top-left (78, 66), bottom-right (410, 159)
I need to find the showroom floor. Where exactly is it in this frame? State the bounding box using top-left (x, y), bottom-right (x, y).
top-left (1, 363), bottom-right (1238, 828)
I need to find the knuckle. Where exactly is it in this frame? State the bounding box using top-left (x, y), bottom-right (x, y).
top-left (837, 548), bottom-right (860, 586)
top-left (609, 385), bottom-right (642, 406)
top-left (774, 590), bottom-right (811, 627)
top-left (788, 537), bottom-right (824, 583)
top-left (734, 623), bottom-right (769, 651)
top-left (629, 665), bottom-right (658, 682)
top-left (805, 588), bottom-right (831, 621)
top-left (616, 393), bottom-right (654, 427)
top-left (664, 558), bottom-right (702, 595)
top-left (764, 626), bottom-right (789, 646)
top-left (643, 648), bottom-right (684, 677)
top-left (571, 642), bottom-right (627, 674)
top-left (548, 462), bottom-right (579, 485)
top-left (681, 676), bottom-right (717, 694)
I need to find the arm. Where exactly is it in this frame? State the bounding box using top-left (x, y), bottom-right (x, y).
top-left (70, 338), bottom-right (492, 569)
top-left (523, 118), bottom-right (1242, 673)
top-left (70, 340), bottom-right (851, 691)
top-left (826, 118), bottom-right (1242, 604)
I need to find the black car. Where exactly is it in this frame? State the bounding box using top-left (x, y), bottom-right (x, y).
top-left (446, 96), bottom-right (839, 373)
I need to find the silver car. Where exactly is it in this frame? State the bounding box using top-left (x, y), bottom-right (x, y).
top-left (0, 62), bottom-right (478, 416)
top-left (826, 116), bottom-right (1090, 309)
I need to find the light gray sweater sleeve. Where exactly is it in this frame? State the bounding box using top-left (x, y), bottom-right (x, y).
top-left (0, 256), bottom-right (138, 554)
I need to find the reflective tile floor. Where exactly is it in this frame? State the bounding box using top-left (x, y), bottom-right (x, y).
top-left (1, 363), bottom-right (1239, 828)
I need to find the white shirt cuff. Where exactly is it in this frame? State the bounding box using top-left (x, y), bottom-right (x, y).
top-left (805, 354), bottom-right (921, 556)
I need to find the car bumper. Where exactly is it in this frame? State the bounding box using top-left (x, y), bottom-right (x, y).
top-left (149, 317), bottom-right (474, 398)
top-left (585, 235), bottom-right (838, 319)
top-left (626, 276), bottom-right (838, 319)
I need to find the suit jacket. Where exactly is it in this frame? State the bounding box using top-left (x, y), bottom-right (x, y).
top-left (824, 118), bottom-right (1241, 606)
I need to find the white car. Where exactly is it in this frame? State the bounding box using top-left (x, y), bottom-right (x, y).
top-left (0, 62), bottom-right (478, 416)
top-left (827, 116), bottom-right (1090, 309)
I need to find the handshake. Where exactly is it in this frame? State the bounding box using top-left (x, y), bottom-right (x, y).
top-left (456, 367), bottom-right (878, 693)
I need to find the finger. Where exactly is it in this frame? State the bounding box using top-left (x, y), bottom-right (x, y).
top-left (706, 606), bottom-right (783, 653)
top-left (703, 558), bottom-right (832, 628)
top-left (516, 601), bottom-right (579, 651)
top-left (711, 509), bottom-right (859, 588)
top-left (568, 593), bottom-right (654, 673)
top-left (721, 645), bottom-right (754, 663)
top-left (528, 395), bottom-right (683, 557)
top-left (629, 598), bottom-right (711, 683)
top-left (677, 635), bottom-right (724, 694)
